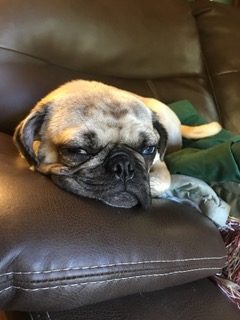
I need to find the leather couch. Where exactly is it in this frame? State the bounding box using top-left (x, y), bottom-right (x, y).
top-left (0, 0), bottom-right (239, 319)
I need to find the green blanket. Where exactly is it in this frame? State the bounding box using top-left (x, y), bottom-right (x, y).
top-left (166, 100), bottom-right (240, 183)
top-left (165, 100), bottom-right (240, 219)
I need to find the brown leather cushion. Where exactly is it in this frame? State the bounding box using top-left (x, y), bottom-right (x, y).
top-left (0, 0), bottom-right (210, 135)
top-left (0, 0), bottom-right (201, 78)
top-left (5, 279), bottom-right (240, 319)
top-left (0, 133), bottom-right (226, 311)
top-left (0, 54), bottom-right (218, 135)
top-left (31, 279), bottom-right (240, 320)
top-left (0, 55), bottom-right (218, 135)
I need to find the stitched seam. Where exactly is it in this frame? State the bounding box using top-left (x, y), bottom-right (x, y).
top-left (2, 267), bottom-right (176, 284)
top-left (46, 312), bottom-right (51, 320)
top-left (1, 263), bottom-right (211, 285)
top-left (0, 255), bottom-right (226, 278)
top-left (0, 266), bottom-right (222, 294)
top-left (30, 312), bottom-right (50, 320)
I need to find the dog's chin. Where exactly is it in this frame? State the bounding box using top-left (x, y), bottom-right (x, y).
top-left (101, 192), bottom-right (139, 209)
top-left (51, 174), bottom-right (152, 210)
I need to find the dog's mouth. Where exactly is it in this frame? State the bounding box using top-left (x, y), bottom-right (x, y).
top-left (99, 182), bottom-right (152, 210)
top-left (51, 173), bottom-right (151, 210)
top-left (101, 191), bottom-right (142, 209)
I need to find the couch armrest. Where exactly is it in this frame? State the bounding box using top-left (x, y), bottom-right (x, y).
top-left (192, 0), bottom-right (240, 133)
top-left (0, 132), bottom-right (226, 312)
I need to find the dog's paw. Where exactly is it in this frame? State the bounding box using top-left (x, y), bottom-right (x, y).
top-left (150, 176), bottom-right (171, 196)
top-left (149, 160), bottom-right (171, 196)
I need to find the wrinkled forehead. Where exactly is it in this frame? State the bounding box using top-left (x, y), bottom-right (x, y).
top-left (47, 92), bottom-right (157, 148)
top-left (50, 88), bottom-right (152, 121)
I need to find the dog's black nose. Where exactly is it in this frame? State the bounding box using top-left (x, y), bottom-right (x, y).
top-left (107, 152), bottom-right (135, 181)
top-left (113, 159), bottom-right (134, 181)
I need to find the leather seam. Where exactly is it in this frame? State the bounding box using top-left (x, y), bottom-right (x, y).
top-left (214, 70), bottom-right (240, 76)
top-left (194, 21), bottom-right (223, 123)
top-left (0, 255), bottom-right (226, 278)
top-left (0, 266), bottom-right (222, 294)
top-left (0, 46), bottom-right (80, 73)
top-left (146, 79), bottom-right (160, 99)
top-left (1, 263), bottom-right (221, 284)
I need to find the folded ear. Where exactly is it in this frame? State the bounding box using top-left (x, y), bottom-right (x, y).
top-left (13, 104), bottom-right (49, 167)
top-left (152, 113), bottom-right (168, 161)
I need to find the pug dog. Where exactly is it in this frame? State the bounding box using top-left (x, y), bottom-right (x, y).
top-left (14, 80), bottom-right (221, 209)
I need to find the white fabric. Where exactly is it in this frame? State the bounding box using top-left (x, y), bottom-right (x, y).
top-left (157, 174), bottom-right (230, 227)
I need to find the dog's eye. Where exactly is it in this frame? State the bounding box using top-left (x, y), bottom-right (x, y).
top-left (59, 146), bottom-right (89, 157)
top-left (141, 145), bottom-right (156, 155)
top-left (58, 146), bottom-right (90, 166)
top-left (65, 147), bottom-right (88, 155)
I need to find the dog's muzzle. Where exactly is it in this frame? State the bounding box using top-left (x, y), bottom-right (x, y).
top-left (51, 146), bottom-right (152, 210)
top-left (101, 148), bottom-right (151, 209)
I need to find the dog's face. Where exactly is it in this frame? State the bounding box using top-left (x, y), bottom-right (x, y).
top-left (14, 81), bottom-right (168, 209)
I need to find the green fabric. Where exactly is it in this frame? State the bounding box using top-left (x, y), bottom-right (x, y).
top-left (165, 100), bottom-right (240, 183)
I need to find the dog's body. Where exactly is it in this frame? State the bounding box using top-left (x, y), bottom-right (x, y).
top-left (14, 80), bottom-right (221, 209)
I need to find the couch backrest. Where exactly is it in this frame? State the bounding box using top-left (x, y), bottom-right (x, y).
top-left (0, 0), bottom-right (220, 134)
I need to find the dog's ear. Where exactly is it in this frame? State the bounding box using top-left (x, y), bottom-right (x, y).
top-left (13, 104), bottom-right (49, 167)
top-left (152, 113), bottom-right (168, 161)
